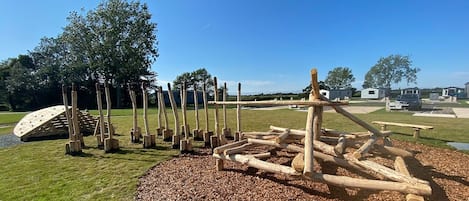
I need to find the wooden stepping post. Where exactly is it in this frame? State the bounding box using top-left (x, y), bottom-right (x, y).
top-left (128, 84), bottom-right (141, 143)
top-left (222, 82), bottom-right (232, 138)
top-left (158, 86), bottom-right (172, 141)
top-left (95, 83), bottom-right (106, 147)
top-left (211, 77), bottom-right (221, 148)
top-left (180, 82), bottom-right (193, 153)
top-left (235, 83), bottom-right (242, 141)
top-left (156, 85), bottom-right (164, 136)
top-left (202, 82), bottom-right (213, 147)
top-left (63, 84), bottom-right (82, 155)
top-left (103, 82), bottom-right (119, 152)
top-left (142, 83), bottom-right (156, 148)
top-left (192, 83), bottom-right (203, 140)
top-left (303, 69), bottom-right (321, 177)
top-left (71, 84), bottom-right (85, 147)
top-left (167, 83), bottom-right (181, 148)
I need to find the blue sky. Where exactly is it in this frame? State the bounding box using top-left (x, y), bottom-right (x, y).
top-left (1, 0), bottom-right (468, 94)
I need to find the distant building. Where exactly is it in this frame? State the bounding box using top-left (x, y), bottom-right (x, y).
top-left (401, 87), bottom-right (420, 95)
top-left (320, 89), bottom-right (352, 100)
top-left (442, 87), bottom-right (465, 98)
top-left (466, 82), bottom-right (469, 98)
top-left (361, 88), bottom-right (386, 99)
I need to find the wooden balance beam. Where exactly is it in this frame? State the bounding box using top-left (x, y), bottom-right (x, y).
top-left (372, 121), bottom-right (433, 139)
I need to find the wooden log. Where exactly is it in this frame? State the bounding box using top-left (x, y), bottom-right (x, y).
top-left (159, 86), bottom-right (169, 133)
top-left (246, 138), bottom-right (303, 153)
top-left (292, 153), bottom-right (304, 172)
top-left (193, 84), bottom-right (200, 138)
top-left (181, 82), bottom-right (189, 140)
top-left (128, 85), bottom-right (141, 143)
top-left (71, 84), bottom-right (83, 146)
top-left (346, 155), bottom-right (429, 185)
top-left (210, 135), bottom-right (219, 149)
top-left (269, 125), bottom-right (308, 137)
top-left (96, 83), bottom-right (106, 144)
top-left (353, 135), bottom-right (378, 159)
top-left (202, 82), bottom-right (210, 133)
top-left (171, 134), bottom-right (181, 149)
top-left (223, 143), bottom-right (256, 155)
top-left (314, 140), bottom-right (338, 156)
top-left (142, 83), bottom-right (154, 148)
top-left (346, 140), bottom-right (413, 158)
top-left (213, 154), bottom-right (301, 176)
top-left (104, 82), bottom-right (113, 138)
top-left (307, 173), bottom-right (432, 196)
top-left (62, 85), bottom-right (73, 141)
top-left (167, 83), bottom-right (180, 142)
top-left (335, 135), bottom-right (346, 154)
top-left (157, 86), bottom-right (163, 132)
top-left (371, 121), bottom-right (434, 130)
top-left (213, 139), bottom-right (248, 154)
top-left (247, 152), bottom-right (271, 159)
top-left (275, 129), bottom-right (290, 144)
top-left (216, 159), bottom-right (224, 171)
top-left (222, 82), bottom-right (229, 137)
top-left (394, 156), bottom-right (430, 201)
top-left (236, 83), bottom-right (242, 141)
top-left (213, 77), bottom-right (220, 139)
top-left (304, 69), bottom-right (318, 177)
top-left (209, 100), bottom-right (348, 106)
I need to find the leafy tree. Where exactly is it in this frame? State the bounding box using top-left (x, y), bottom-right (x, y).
top-left (363, 54), bottom-right (420, 89)
top-left (300, 81), bottom-right (329, 99)
top-left (325, 67), bottom-right (355, 89)
top-left (173, 68), bottom-right (214, 91)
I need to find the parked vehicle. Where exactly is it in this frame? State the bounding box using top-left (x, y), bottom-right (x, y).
top-left (396, 94), bottom-right (422, 110)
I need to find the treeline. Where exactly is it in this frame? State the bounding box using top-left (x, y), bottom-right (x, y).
top-left (0, 0), bottom-right (158, 111)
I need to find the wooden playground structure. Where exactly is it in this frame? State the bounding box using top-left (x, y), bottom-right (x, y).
top-left (210, 69), bottom-right (432, 200)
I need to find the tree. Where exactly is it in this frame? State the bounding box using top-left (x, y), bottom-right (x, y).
top-left (173, 68), bottom-right (214, 91)
top-left (325, 67), bottom-right (355, 89)
top-left (61, 0), bottom-right (159, 107)
top-left (363, 54), bottom-right (420, 89)
top-left (300, 81), bottom-right (329, 99)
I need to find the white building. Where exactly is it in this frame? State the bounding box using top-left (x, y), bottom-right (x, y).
top-left (361, 88), bottom-right (386, 99)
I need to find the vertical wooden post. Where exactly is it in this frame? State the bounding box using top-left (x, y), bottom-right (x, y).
top-left (159, 86), bottom-right (172, 141)
top-left (193, 83), bottom-right (201, 139)
top-left (222, 82), bottom-right (231, 138)
top-left (304, 69), bottom-right (320, 177)
top-left (413, 129), bottom-right (420, 139)
top-left (96, 83), bottom-right (106, 146)
top-left (167, 83), bottom-right (180, 148)
top-left (235, 83), bottom-right (242, 141)
top-left (71, 84), bottom-right (83, 146)
top-left (156, 85), bottom-right (163, 136)
top-left (128, 84), bottom-right (141, 143)
top-left (62, 85), bottom-right (73, 141)
top-left (202, 82), bottom-right (212, 147)
top-left (142, 83), bottom-right (155, 148)
top-left (212, 77), bottom-right (221, 148)
top-left (104, 82), bottom-right (119, 152)
top-left (180, 82), bottom-right (193, 153)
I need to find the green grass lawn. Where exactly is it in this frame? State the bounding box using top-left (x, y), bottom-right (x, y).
top-left (0, 108), bottom-right (468, 200)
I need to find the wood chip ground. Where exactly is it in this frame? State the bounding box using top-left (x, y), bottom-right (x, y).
top-left (136, 140), bottom-right (469, 201)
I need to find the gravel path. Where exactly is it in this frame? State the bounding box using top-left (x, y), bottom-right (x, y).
top-left (136, 140), bottom-right (469, 201)
top-left (0, 134), bottom-right (24, 148)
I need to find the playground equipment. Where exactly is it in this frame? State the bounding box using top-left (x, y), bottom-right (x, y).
top-left (142, 83), bottom-right (156, 148)
top-left (210, 69), bottom-right (431, 199)
top-left (158, 86), bottom-right (172, 141)
top-left (180, 82), bottom-right (193, 153)
top-left (94, 82), bottom-right (119, 152)
top-left (167, 83), bottom-right (181, 148)
top-left (221, 82), bottom-right (232, 139)
top-left (202, 82), bottom-right (213, 147)
top-left (128, 83), bottom-right (142, 143)
top-left (192, 83), bottom-right (203, 140)
top-left (210, 77), bottom-right (228, 148)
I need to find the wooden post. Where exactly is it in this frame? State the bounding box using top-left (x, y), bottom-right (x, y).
top-left (303, 69), bottom-right (319, 177)
top-left (213, 77), bottom-right (221, 148)
top-left (167, 83), bottom-right (180, 148)
top-left (235, 83), bottom-right (242, 141)
top-left (394, 157), bottom-right (425, 201)
top-left (159, 86), bottom-right (172, 141)
top-left (413, 128), bottom-right (420, 139)
top-left (71, 84), bottom-right (84, 147)
top-left (192, 83), bottom-right (202, 140)
top-left (142, 83), bottom-right (155, 148)
top-left (222, 82), bottom-right (231, 138)
top-left (96, 83), bottom-right (106, 147)
top-left (180, 82), bottom-right (192, 153)
top-left (202, 82), bottom-right (212, 147)
top-left (104, 82), bottom-right (119, 152)
top-left (128, 84), bottom-right (141, 143)
top-left (63, 85), bottom-right (81, 155)
top-left (156, 85), bottom-right (163, 136)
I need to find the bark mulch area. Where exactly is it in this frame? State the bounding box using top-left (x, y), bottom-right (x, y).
top-left (136, 140), bottom-right (469, 201)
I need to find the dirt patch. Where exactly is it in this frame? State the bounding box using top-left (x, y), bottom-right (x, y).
top-left (136, 141), bottom-right (468, 201)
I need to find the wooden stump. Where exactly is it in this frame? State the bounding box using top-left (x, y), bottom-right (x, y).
top-left (181, 125), bottom-right (191, 136)
top-left (223, 128), bottom-right (232, 139)
top-left (104, 138), bottom-right (119, 153)
top-left (193, 129), bottom-right (204, 140)
top-left (96, 134), bottom-right (109, 148)
top-left (234, 131), bottom-right (241, 141)
top-left (172, 135), bottom-right (181, 149)
top-left (143, 135), bottom-right (156, 148)
top-left (210, 135), bottom-right (219, 149)
top-left (156, 127), bottom-right (164, 136)
top-left (292, 153), bottom-right (304, 172)
top-left (163, 129), bottom-right (173, 141)
top-left (65, 140), bottom-right (82, 155)
top-left (216, 159), bottom-right (224, 171)
top-left (203, 131), bottom-right (212, 147)
top-left (130, 127), bottom-right (141, 143)
top-left (180, 138), bottom-right (193, 153)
